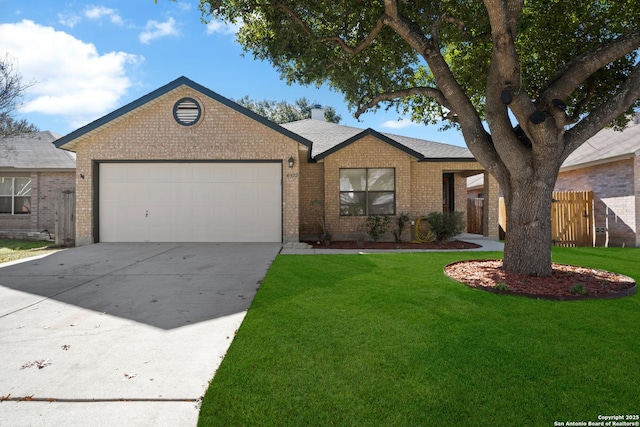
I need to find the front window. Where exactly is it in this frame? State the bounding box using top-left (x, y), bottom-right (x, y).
top-left (340, 168), bottom-right (395, 215)
top-left (0, 177), bottom-right (32, 215)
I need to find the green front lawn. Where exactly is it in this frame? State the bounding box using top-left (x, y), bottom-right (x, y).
top-left (199, 248), bottom-right (639, 426)
top-left (0, 239), bottom-right (57, 264)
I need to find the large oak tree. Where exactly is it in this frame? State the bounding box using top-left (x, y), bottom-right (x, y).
top-left (197, 0), bottom-right (640, 275)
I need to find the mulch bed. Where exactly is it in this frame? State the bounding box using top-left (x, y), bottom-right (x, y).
top-left (445, 260), bottom-right (637, 300)
top-left (304, 240), bottom-right (482, 250)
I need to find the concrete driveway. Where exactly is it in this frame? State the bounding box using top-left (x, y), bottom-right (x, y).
top-left (0, 243), bottom-right (281, 427)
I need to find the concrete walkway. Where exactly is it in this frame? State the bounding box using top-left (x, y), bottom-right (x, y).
top-left (0, 243), bottom-right (281, 427)
top-left (280, 233), bottom-right (504, 254)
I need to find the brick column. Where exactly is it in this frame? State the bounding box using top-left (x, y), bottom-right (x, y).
top-left (483, 172), bottom-right (500, 239)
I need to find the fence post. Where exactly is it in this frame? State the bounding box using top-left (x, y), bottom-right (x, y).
top-left (55, 190), bottom-right (76, 246)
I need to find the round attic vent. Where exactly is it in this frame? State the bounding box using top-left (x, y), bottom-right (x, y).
top-left (173, 98), bottom-right (201, 126)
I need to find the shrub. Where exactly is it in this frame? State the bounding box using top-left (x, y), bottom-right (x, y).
top-left (426, 211), bottom-right (465, 242)
top-left (365, 215), bottom-right (391, 242)
top-left (393, 213), bottom-right (410, 243)
top-left (310, 199), bottom-right (331, 246)
top-left (495, 282), bottom-right (509, 291)
top-left (570, 283), bottom-right (587, 295)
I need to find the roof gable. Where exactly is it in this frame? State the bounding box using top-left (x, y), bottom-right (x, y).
top-left (314, 128), bottom-right (424, 161)
top-left (281, 119), bottom-right (474, 161)
top-left (55, 76), bottom-right (312, 151)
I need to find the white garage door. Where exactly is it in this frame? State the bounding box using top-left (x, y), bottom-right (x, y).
top-left (99, 163), bottom-right (282, 242)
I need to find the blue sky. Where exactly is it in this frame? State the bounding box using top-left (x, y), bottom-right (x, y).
top-left (0, 0), bottom-right (465, 146)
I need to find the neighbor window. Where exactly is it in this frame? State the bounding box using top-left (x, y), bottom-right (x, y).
top-left (339, 168), bottom-right (395, 215)
top-left (0, 177), bottom-right (32, 215)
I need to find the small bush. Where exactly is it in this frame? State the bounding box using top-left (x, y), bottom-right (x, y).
top-left (365, 215), bottom-right (391, 242)
top-left (570, 283), bottom-right (587, 295)
top-left (426, 211), bottom-right (465, 242)
top-left (393, 213), bottom-right (410, 243)
top-left (495, 282), bottom-right (509, 291)
top-left (310, 199), bottom-right (331, 246)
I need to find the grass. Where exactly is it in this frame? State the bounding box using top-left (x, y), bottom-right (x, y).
top-left (0, 239), bottom-right (57, 264)
top-left (198, 248), bottom-right (640, 426)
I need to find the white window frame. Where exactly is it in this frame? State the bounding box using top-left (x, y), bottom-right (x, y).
top-left (0, 177), bottom-right (32, 215)
top-left (339, 168), bottom-right (396, 216)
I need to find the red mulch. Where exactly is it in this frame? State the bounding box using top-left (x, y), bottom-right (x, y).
top-left (445, 260), bottom-right (637, 300)
top-left (304, 240), bottom-right (482, 250)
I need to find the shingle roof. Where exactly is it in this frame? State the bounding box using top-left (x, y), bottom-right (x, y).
top-left (561, 117), bottom-right (640, 170)
top-left (0, 131), bottom-right (76, 170)
top-left (281, 119), bottom-right (474, 161)
top-left (55, 76), bottom-right (312, 152)
top-left (466, 115), bottom-right (640, 188)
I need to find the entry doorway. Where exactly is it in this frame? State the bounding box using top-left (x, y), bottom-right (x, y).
top-left (443, 173), bottom-right (454, 213)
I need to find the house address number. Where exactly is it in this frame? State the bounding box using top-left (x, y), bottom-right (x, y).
top-left (286, 172), bottom-right (299, 178)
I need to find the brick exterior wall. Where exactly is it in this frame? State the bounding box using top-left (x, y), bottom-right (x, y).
top-left (299, 161), bottom-right (324, 238)
top-left (555, 158), bottom-right (638, 247)
top-left (0, 171), bottom-right (75, 240)
top-left (73, 86), bottom-right (301, 245)
top-left (306, 135), bottom-right (489, 241)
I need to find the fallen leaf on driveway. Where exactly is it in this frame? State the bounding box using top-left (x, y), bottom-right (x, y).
top-left (21, 359), bottom-right (51, 370)
top-left (61, 345), bottom-right (70, 350)
top-left (124, 372), bottom-right (137, 379)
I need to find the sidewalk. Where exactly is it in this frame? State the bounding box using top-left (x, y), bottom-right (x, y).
top-left (280, 233), bottom-right (504, 255)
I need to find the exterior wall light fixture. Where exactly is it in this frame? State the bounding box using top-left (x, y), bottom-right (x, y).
top-left (288, 156), bottom-right (295, 168)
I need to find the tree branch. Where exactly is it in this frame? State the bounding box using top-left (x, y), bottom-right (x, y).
top-left (482, 0), bottom-right (533, 173)
top-left (431, 14), bottom-right (467, 45)
top-left (563, 63), bottom-right (640, 159)
top-left (541, 29), bottom-right (640, 103)
top-left (273, 3), bottom-right (312, 37)
top-left (324, 18), bottom-right (387, 57)
top-left (355, 87), bottom-right (451, 118)
top-left (570, 77), bottom-right (596, 120)
top-left (381, 0), bottom-right (499, 173)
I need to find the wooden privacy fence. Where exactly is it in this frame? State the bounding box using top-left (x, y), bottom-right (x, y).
top-left (551, 191), bottom-right (594, 247)
top-left (467, 198), bottom-right (484, 234)
top-left (474, 191), bottom-right (594, 246)
top-left (55, 189), bottom-right (76, 246)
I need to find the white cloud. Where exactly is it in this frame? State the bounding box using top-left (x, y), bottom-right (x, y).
top-left (177, 2), bottom-right (192, 12)
top-left (139, 17), bottom-right (180, 44)
top-left (380, 119), bottom-right (420, 129)
top-left (0, 20), bottom-right (143, 128)
top-left (205, 19), bottom-right (241, 35)
top-left (58, 13), bottom-right (81, 28)
top-left (85, 6), bottom-right (124, 26)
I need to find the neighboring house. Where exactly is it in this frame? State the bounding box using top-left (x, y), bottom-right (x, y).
top-left (555, 113), bottom-right (640, 247)
top-left (0, 131), bottom-right (76, 240)
top-left (466, 174), bottom-right (485, 199)
top-left (54, 76), bottom-right (499, 246)
top-left (467, 113), bottom-right (640, 247)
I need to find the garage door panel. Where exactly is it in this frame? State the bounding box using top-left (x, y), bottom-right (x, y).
top-left (99, 163), bottom-right (281, 242)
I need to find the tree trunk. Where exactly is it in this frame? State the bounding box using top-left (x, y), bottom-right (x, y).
top-left (502, 176), bottom-right (556, 276)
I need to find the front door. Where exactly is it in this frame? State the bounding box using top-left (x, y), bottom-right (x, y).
top-left (443, 174), bottom-right (454, 213)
